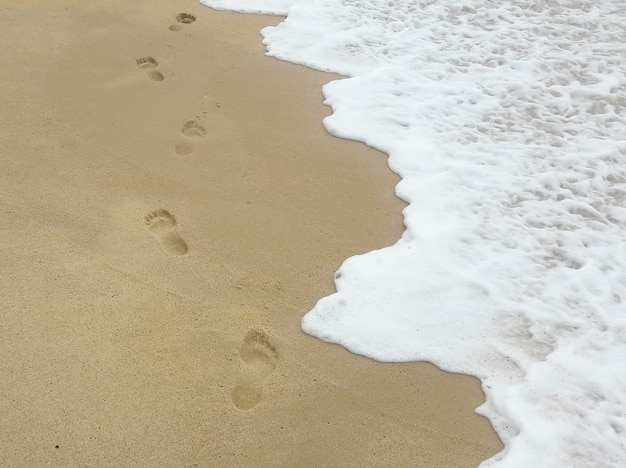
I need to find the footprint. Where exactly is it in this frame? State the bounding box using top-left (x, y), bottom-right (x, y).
top-left (181, 120), bottom-right (206, 138)
top-left (136, 56), bottom-right (158, 69)
top-left (174, 120), bottom-right (206, 156)
top-left (135, 55), bottom-right (164, 82)
top-left (231, 329), bottom-right (278, 410)
top-left (176, 13), bottom-right (197, 24)
top-left (174, 142), bottom-right (194, 156)
top-left (169, 13), bottom-right (196, 32)
top-left (144, 70), bottom-right (164, 82)
top-left (144, 209), bottom-right (188, 256)
top-left (146, 70), bottom-right (164, 81)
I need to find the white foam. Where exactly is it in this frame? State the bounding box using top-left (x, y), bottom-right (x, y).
top-left (202, 0), bottom-right (626, 465)
top-left (201, 0), bottom-right (308, 15)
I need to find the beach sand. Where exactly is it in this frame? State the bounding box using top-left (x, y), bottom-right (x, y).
top-left (0, 0), bottom-right (502, 465)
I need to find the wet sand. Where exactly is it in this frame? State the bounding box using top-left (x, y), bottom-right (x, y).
top-left (0, 0), bottom-right (502, 465)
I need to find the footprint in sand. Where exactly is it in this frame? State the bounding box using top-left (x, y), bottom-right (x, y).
top-left (232, 329), bottom-right (278, 410)
top-left (181, 119), bottom-right (206, 138)
top-left (169, 13), bottom-right (196, 32)
top-left (136, 55), bottom-right (164, 82)
top-left (144, 209), bottom-right (188, 256)
top-left (174, 119), bottom-right (206, 156)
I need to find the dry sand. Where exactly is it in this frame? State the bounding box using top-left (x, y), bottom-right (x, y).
top-left (0, 0), bottom-right (503, 465)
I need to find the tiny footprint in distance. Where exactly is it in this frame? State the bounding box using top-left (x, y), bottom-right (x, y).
top-left (173, 120), bottom-right (207, 156)
top-left (169, 13), bottom-right (196, 32)
top-left (135, 55), bottom-right (164, 82)
top-left (144, 209), bottom-right (188, 256)
top-left (181, 120), bottom-right (206, 138)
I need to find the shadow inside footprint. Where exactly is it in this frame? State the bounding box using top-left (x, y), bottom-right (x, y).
top-left (144, 209), bottom-right (188, 256)
top-left (232, 329), bottom-right (278, 410)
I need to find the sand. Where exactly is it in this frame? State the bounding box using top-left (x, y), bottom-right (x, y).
top-left (0, 0), bottom-right (503, 465)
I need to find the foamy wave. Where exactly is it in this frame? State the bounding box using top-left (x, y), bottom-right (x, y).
top-left (202, 0), bottom-right (626, 465)
top-left (201, 0), bottom-right (308, 15)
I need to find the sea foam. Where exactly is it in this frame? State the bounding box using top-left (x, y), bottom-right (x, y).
top-left (201, 0), bottom-right (626, 465)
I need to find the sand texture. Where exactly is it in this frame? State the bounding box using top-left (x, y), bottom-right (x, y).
top-left (0, 0), bottom-right (502, 465)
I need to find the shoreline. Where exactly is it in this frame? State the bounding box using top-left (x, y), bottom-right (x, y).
top-left (0, 0), bottom-right (502, 465)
